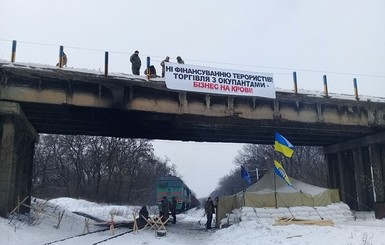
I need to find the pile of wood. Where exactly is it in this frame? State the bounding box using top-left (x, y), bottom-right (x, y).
top-left (274, 217), bottom-right (334, 226)
top-left (9, 196), bottom-right (65, 228)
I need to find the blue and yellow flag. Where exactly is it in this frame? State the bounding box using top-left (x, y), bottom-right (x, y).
top-left (273, 160), bottom-right (293, 187)
top-left (241, 166), bottom-right (251, 185)
top-left (274, 132), bottom-right (294, 158)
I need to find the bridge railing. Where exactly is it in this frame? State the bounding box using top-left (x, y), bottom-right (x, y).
top-left (0, 38), bottom-right (384, 99)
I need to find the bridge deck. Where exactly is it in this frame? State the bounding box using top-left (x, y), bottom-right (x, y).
top-left (1, 61), bottom-right (385, 146)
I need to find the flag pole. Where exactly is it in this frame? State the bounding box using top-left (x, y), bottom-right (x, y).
top-left (242, 181), bottom-right (245, 207)
top-left (273, 150), bottom-right (278, 209)
top-left (273, 167), bottom-right (277, 208)
top-left (273, 132), bottom-right (295, 209)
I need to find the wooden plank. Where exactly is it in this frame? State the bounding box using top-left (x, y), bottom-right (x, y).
top-left (273, 217), bottom-right (334, 226)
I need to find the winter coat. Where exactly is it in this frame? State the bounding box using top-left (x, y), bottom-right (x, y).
top-left (139, 206), bottom-right (149, 221)
top-left (170, 198), bottom-right (177, 213)
top-left (160, 59), bottom-right (169, 68)
top-left (160, 58), bottom-right (169, 77)
top-left (130, 53), bottom-right (141, 69)
top-left (204, 200), bottom-right (215, 215)
top-left (176, 57), bottom-right (184, 64)
top-left (161, 199), bottom-right (170, 221)
top-left (144, 65), bottom-right (158, 78)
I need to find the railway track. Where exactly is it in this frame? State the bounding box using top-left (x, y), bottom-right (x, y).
top-left (42, 221), bottom-right (144, 245)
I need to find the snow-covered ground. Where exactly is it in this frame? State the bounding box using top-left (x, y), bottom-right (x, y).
top-left (2, 197), bottom-right (385, 245)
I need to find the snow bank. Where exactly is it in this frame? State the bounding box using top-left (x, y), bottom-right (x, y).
top-left (3, 197), bottom-right (385, 245)
top-left (220, 202), bottom-right (353, 228)
top-left (47, 197), bottom-right (159, 223)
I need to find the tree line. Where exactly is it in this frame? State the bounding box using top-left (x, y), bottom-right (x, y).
top-left (33, 135), bottom-right (328, 204)
top-left (32, 134), bottom-right (176, 205)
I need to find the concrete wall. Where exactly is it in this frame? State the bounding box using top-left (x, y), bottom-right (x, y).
top-left (0, 102), bottom-right (38, 217)
top-left (324, 136), bottom-right (385, 212)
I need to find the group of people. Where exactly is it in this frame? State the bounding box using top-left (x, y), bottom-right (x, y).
top-left (160, 196), bottom-right (177, 224)
top-left (138, 195), bottom-right (217, 230)
top-left (55, 50), bottom-right (182, 78)
top-left (130, 50), bottom-right (185, 78)
top-left (138, 196), bottom-right (178, 226)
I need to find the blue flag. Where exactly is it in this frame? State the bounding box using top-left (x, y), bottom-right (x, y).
top-left (241, 166), bottom-right (251, 184)
top-left (274, 132), bottom-right (294, 158)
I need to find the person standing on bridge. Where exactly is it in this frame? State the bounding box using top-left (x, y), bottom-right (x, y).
top-left (160, 56), bottom-right (170, 77)
top-left (144, 65), bottom-right (158, 78)
top-left (130, 50), bottom-right (141, 75)
top-left (56, 52), bottom-right (67, 67)
top-left (176, 56), bottom-right (184, 64)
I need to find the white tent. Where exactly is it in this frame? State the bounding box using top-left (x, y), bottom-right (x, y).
top-left (217, 168), bottom-right (340, 223)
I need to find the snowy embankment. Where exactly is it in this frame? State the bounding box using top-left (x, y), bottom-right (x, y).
top-left (222, 202), bottom-right (354, 228)
top-left (1, 197), bottom-right (385, 245)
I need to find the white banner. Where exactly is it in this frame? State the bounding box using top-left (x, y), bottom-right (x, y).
top-left (164, 63), bottom-right (275, 99)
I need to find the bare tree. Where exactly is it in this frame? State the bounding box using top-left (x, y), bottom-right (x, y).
top-left (33, 135), bottom-right (177, 205)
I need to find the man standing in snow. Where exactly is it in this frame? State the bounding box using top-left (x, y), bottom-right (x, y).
top-left (161, 196), bottom-right (170, 223)
top-left (130, 50), bottom-right (141, 75)
top-left (170, 196), bottom-right (177, 224)
top-left (204, 197), bottom-right (215, 230)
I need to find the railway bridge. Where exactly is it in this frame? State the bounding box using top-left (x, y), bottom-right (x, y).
top-left (1, 61), bottom-right (385, 217)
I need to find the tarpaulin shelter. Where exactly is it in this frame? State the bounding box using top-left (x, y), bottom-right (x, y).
top-left (216, 168), bottom-right (340, 224)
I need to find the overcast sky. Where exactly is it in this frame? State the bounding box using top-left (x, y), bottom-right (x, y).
top-left (1, 0), bottom-right (384, 198)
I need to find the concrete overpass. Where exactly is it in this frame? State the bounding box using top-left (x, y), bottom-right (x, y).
top-left (1, 61), bottom-right (385, 216)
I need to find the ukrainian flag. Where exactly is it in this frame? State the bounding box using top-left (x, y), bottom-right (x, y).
top-left (274, 132), bottom-right (294, 158)
top-left (274, 160), bottom-right (293, 187)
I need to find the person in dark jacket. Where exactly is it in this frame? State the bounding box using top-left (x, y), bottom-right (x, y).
top-left (161, 196), bottom-right (170, 223)
top-left (138, 205), bottom-right (149, 225)
top-left (144, 65), bottom-right (158, 78)
top-left (204, 197), bottom-right (215, 229)
top-left (170, 196), bottom-right (177, 224)
top-left (130, 50), bottom-right (141, 75)
top-left (176, 56), bottom-right (184, 64)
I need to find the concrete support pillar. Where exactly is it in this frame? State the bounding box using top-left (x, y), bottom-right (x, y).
top-left (362, 147), bottom-right (374, 209)
top-left (0, 102), bottom-right (38, 217)
top-left (336, 152), bottom-right (347, 203)
top-left (380, 144), bottom-right (385, 192)
top-left (322, 133), bottom-right (385, 211)
top-left (370, 144), bottom-right (385, 202)
top-left (325, 153), bottom-right (338, 188)
top-left (343, 150), bottom-right (358, 210)
top-left (352, 147), bottom-right (367, 210)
